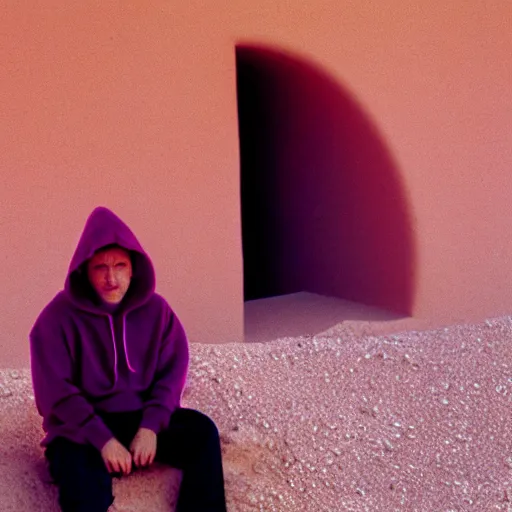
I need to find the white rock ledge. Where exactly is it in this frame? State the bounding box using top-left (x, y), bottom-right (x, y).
top-left (1, 317), bottom-right (512, 511)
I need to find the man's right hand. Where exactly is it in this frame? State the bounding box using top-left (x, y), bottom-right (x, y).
top-left (101, 437), bottom-right (133, 476)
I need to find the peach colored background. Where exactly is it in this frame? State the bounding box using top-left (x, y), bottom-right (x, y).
top-left (1, 1), bottom-right (511, 366)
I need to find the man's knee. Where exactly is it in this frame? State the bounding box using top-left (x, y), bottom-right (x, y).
top-left (188, 409), bottom-right (220, 441)
top-left (171, 408), bottom-right (221, 449)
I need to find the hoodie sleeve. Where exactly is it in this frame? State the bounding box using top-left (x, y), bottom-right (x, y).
top-left (30, 316), bottom-right (114, 451)
top-left (140, 306), bottom-right (190, 434)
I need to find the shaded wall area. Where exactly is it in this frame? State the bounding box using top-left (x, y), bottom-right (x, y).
top-left (237, 45), bottom-right (416, 314)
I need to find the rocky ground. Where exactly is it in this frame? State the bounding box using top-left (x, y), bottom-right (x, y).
top-left (1, 316), bottom-right (511, 511)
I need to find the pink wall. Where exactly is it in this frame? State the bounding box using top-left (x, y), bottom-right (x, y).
top-left (0, 2), bottom-right (244, 366)
top-left (1, 1), bottom-right (511, 366)
top-left (232, 0), bottom-right (512, 327)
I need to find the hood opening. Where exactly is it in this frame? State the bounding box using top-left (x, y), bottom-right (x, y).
top-left (64, 207), bottom-right (156, 314)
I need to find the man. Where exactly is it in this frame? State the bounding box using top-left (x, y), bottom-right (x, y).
top-left (29, 206), bottom-right (227, 512)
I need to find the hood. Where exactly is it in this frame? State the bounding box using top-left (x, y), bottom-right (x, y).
top-left (64, 206), bottom-right (156, 314)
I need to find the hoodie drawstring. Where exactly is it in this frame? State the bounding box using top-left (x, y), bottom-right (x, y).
top-left (123, 315), bottom-right (136, 373)
top-left (107, 315), bottom-right (118, 389)
top-left (106, 313), bottom-right (136, 390)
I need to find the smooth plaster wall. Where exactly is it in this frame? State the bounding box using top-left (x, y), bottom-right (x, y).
top-left (1, 1), bottom-right (511, 366)
top-left (231, 0), bottom-right (512, 326)
top-left (0, 2), bottom-right (243, 366)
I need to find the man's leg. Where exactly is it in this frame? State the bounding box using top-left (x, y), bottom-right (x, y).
top-left (45, 437), bottom-right (114, 512)
top-left (156, 408), bottom-right (228, 512)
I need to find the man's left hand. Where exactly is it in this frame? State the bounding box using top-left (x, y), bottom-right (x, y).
top-left (129, 427), bottom-right (157, 468)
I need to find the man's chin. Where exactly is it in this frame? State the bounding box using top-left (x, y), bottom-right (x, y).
top-left (102, 295), bottom-right (123, 305)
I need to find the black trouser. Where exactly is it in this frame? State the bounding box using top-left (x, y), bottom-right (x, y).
top-left (44, 408), bottom-right (227, 512)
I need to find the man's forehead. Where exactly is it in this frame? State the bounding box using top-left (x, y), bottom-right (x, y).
top-left (90, 247), bottom-right (131, 262)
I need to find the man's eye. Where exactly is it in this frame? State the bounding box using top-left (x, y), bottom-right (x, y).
top-left (116, 263), bottom-right (126, 268)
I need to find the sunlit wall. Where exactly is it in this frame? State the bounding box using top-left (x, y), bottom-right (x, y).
top-left (1, 1), bottom-right (511, 365)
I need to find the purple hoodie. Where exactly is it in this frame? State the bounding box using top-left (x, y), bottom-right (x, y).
top-left (29, 207), bottom-right (190, 452)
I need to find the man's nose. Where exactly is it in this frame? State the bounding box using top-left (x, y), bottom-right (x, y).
top-left (106, 268), bottom-right (116, 284)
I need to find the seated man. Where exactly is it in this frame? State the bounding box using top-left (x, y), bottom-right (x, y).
top-left (29, 206), bottom-right (227, 512)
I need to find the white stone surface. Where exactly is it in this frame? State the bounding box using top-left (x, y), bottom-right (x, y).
top-left (1, 315), bottom-right (512, 511)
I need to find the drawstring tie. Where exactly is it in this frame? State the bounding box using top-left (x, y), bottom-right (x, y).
top-left (107, 314), bottom-right (136, 390)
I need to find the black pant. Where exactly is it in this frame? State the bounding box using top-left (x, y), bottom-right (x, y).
top-left (44, 408), bottom-right (227, 512)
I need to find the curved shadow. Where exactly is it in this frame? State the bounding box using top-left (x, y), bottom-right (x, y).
top-left (237, 43), bottom-right (416, 315)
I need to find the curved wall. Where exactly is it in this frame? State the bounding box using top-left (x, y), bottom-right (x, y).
top-left (1, 1), bottom-right (511, 365)
top-left (238, 45), bottom-right (415, 313)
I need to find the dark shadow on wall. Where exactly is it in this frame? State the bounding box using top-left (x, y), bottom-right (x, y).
top-left (236, 43), bottom-right (416, 315)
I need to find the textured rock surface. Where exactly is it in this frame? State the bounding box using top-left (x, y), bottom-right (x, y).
top-left (1, 316), bottom-right (512, 511)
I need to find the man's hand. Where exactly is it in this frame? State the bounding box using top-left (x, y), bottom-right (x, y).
top-left (130, 427), bottom-right (157, 468)
top-left (101, 437), bottom-right (133, 476)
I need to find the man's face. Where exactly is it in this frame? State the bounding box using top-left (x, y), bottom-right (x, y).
top-left (87, 247), bottom-right (133, 304)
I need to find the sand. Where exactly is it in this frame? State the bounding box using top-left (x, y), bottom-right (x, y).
top-left (1, 316), bottom-right (511, 511)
